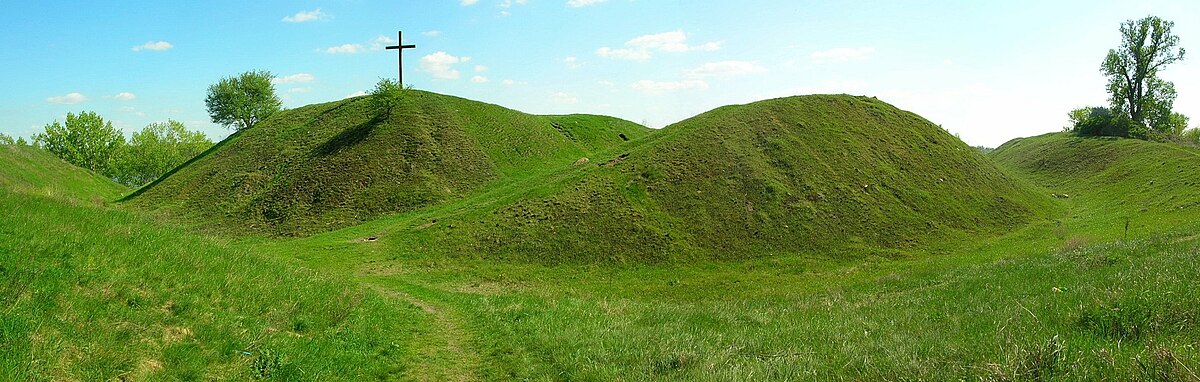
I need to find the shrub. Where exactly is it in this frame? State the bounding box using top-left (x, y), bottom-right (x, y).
top-left (369, 78), bottom-right (411, 115)
top-left (1068, 106), bottom-right (1145, 138)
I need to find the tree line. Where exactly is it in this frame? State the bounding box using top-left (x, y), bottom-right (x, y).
top-left (1069, 15), bottom-right (1197, 144)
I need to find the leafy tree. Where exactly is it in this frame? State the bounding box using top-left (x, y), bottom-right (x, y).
top-left (1181, 128), bottom-right (1200, 145)
top-left (1101, 16), bottom-right (1186, 133)
top-left (205, 70), bottom-right (282, 130)
top-left (0, 133), bottom-right (12, 145)
top-left (15, 136), bottom-right (28, 146)
top-left (368, 78), bottom-right (410, 115)
top-left (111, 120), bottom-right (213, 187)
top-left (35, 111), bottom-right (125, 175)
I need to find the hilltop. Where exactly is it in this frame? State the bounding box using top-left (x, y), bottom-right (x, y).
top-left (129, 90), bottom-right (650, 235)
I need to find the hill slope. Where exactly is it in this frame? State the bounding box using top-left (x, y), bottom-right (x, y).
top-left (0, 144), bottom-right (127, 201)
top-left (991, 132), bottom-right (1200, 236)
top-left (129, 90), bottom-right (650, 235)
top-left (321, 95), bottom-right (1056, 262)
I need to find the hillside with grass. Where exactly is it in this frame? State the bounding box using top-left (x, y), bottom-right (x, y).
top-left (0, 146), bottom-right (436, 380)
top-left (992, 132), bottom-right (1200, 240)
top-left (298, 94), bottom-right (1055, 263)
top-left (129, 90), bottom-right (650, 235)
top-left (0, 144), bottom-right (128, 202)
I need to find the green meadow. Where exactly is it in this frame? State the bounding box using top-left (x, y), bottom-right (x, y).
top-left (4, 94), bottom-right (1200, 381)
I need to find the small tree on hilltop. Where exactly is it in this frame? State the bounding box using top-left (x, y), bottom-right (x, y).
top-left (205, 70), bottom-right (283, 130)
top-left (368, 78), bottom-right (410, 116)
top-left (35, 111), bottom-right (125, 175)
top-left (1101, 16), bottom-right (1186, 134)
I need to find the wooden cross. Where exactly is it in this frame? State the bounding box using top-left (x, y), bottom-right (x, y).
top-left (385, 31), bottom-right (417, 84)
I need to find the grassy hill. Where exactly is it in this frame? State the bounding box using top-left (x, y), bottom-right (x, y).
top-left (129, 90), bottom-right (650, 235)
top-left (992, 132), bottom-right (1200, 240)
top-left (0, 144), bottom-right (128, 202)
top-left (0, 145), bottom-right (436, 380)
top-left (319, 94), bottom-right (1055, 262)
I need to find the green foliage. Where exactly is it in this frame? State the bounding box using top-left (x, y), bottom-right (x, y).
top-left (1067, 106), bottom-right (1144, 138)
top-left (205, 70), bottom-right (283, 130)
top-left (0, 133), bottom-right (12, 145)
top-left (368, 78), bottom-right (409, 114)
top-left (1101, 16), bottom-right (1186, 134)
top-left (111, 120), bottom-right (213, 187)
top-left (1180, 128), bottom-right (1200, 145)
top-left (15, 136), bottom-right (27, 146)
top-left (34, 111), bottom-right (125, 176)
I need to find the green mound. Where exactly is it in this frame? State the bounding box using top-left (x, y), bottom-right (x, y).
top-left (128, 90), bottom-right (650, 235)
top-left (338, 95), bottom-right (1055, 262)
top-left (0, 144), bottom-right (127, 202)
top-left (991, 132), bottom-right (1200, 232)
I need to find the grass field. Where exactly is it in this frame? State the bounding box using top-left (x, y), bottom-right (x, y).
top-left (5, 111), bottom-right (1200, 380)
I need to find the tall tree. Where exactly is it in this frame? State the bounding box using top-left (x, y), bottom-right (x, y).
top-left (1101, 16), bottom-right (1186, 133)
top-left (205, 70), bottom-right (283, 130)
top-left (111, 120), bottom-right (213, 187)
top-left (35, 111), bottom-right (125, 175)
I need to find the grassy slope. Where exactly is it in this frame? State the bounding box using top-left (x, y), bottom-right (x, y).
top-left (129, 90), bottom-right (650, 235)
top-left (306, 95), bottom-right (1054, 263)
top-left (0, 145), bottom-right (127, 202)
top-left (0, 146), bottom-right (435, 380)
top-left (250, 131), bottom-right (1200, 379)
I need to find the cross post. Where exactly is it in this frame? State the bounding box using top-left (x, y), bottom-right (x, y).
top-left (385, 31), bottom-right (417, 84)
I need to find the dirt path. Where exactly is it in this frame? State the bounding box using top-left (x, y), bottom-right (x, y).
top-left (368, 284), bottom-right (481, 382)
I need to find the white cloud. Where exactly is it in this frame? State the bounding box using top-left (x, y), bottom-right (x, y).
top-left (461, 0), bottom-right (478, 5)
top-left (321, 44), bottom-right (365, 54)
top-left (272, 73), bottom-right (315, 84)
top-left (112, 92), bottom-right (137, 101)
top-left (567, 0), bottom-right (607, 7)
top-left (423, 30), bottom-right (443, 37)
top-left (419, 51), bottom-right (470, 80)
top-left (499, 0), bottom-right (527, 8)
top-left (474, 65), bottom-right (488, 73)
top-left (288, 87), bottom-right (313, 93)
top-left (550, 92), bottom-right (579, 104)
top-left (282, 9), bottom-right (328, 23)
top-left (344, 90), bottom-right (368, 99)
top-left (597, 80), bottom-right (614, 87)
top-left (502, 79), bottom-right (528, 86)
top-left (686, 61), bottom-right (767, 78)
top-left (120, 106), bottom-right (136, 112)
top-left (471, 75), bottom-right (490, 83)
top-left (564, 56), bottom-right (581, 69)
top-left (811, 47), bottom-right (876, 63)
top-left (46, 92), bottom-right (87, 104)
top-left (595, 30), bottom-right (719, 61)
top-left (595, 47), bottom-right (651, 61)
top-left (132, 41), bottom-right (173, 52)
top-left (631, 79), bottom-right (708, 94)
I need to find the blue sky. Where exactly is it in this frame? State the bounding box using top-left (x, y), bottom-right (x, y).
top-left (1, 1), bottom-right (1197, 147)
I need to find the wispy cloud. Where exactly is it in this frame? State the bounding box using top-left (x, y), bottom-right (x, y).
top-left (47, 92), bottom-right (88, 104)
top-left (686, 61), bottom-right (767, 78)
top-left (461, 0), bottom-right (479, 5)
top-left (631, 79), bottom-right (708, 94)
top-left (112, 92), bottom-right (137, 101)
top-left (567, 0), bottom-right (608, 7)
top-left (282, 8), bottom-right (329, 23)
top-left (273, 73), bottom-right (315, 84)
top-left (419, 51), bottom-right (471, 80)
top-left (132, 41), bottom-right (173, 52)
top-left (320, 44), bottom-right (365, 54)
top-left (550, 92), bottom-right (579, 104)
top-left (422, 30), bottom-right (443, 37)
top-left (596, 30), bottom-right (719, 61)
top-left (502, 79), bottom-right (527, 86)
top-left (564, 56), bottom-right (582, 69)
top-left (471, 75), bottom-right (490, 84)
top-left (811, 47), bottom-right (875, 63)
